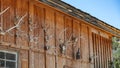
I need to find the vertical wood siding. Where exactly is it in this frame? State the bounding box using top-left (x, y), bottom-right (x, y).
top-left (92, 33), bottom-right (112, 68)
top-left (0, 0), bottom-right (113, 68)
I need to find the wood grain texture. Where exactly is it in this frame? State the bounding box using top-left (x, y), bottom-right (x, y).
top-left (1, 0), bottom-right (15, 44)
top-left (0, 0), bottom-right (113, 68)
top-left (92, 33), bottom-right (112, 68)
top-left (65, 16), bottom-right (73, 58)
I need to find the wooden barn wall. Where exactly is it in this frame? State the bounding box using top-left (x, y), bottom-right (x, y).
top-left (0, 0), bottom-right (29, 68)
top-left (0, 0), bottom-right (113, 68)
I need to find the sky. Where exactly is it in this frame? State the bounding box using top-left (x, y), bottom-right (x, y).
top-left (62, 0), bottom-right (120, 29)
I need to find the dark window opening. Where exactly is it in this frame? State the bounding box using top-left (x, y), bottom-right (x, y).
top-left (0, 51), bottom-right (17, 68)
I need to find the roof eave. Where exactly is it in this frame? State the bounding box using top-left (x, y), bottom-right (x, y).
top-left (40, 0), bottom-right (120, 37)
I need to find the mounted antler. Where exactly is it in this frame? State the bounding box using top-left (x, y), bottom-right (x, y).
top-left (0, 7), bottom-right (10, 16)
top-left (41, 23), bottom-right (54, 50)
top-left (0, 13), bottom-right (27, 35)
top-left (0, 7), bottom-right (10, 34)
top-left (58, 28), bottom-right (79, 55)
top-left (58, 28), bottom-right (79, 54)
top-left (41, 23), bottom-right (54, 42)
top-left (58, 28), bottom-right (67, 54)
top-left (58, 29), bottom-right (79, 46)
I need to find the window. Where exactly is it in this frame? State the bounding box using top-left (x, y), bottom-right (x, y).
top-left (0, 50), bottom-right (17, 68)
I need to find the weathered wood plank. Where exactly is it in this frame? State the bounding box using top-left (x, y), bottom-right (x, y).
top-left (55, 12), bottom-right (65, 55)
top-left (1, 0), bottom-right (15, 44)
top-left (57, 57), bottom-right (66, 68)
top-left (29, 2), bottom-right (45, 68)
top-left (55, 12), bottom-right (66, 68)
top-left (45, 7), bottom-right (55, 55)
top-left (15, 0), bottom-right (29, 48)
top-left (20, 50), bottom-right (29, 68)
top-left (22, 59), bottom-right (28, 68)
top-left (99, 35), bottom-right (102, 68)
top-left (81, 23), bottom-right (89, 68)
top-left (105, 38), bottom-right (108, 68)
top-left (92, 33), bottom-right (95, 68)
top-left (65, 16), bottom-right (73, 58)
top-left (72, 20), bottom-right (80, 68)
top-left (88, 27), bottom-right (92, 68)
top-left (73, 20), bottom-right (80, 60)
top-left (45, 7), bottom-right (55, 68)
top-left (46, 55), bottom-right (55, 68)
top-left (32, 5), bottom-right (45, 51)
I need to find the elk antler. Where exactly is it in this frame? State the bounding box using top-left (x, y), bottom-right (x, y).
top-left (58, 28), bottom-right (75, 46)
top-left (0, 7), bottom-right (10, 16)
top-left (58, 28), bottom-right (74, 54)
top-left (0, 13), bottom-right (27, 35)
top-left (58, 28), bottom-right (67, 44)
top-left (58, 28), bottom-right (80, 54)
top-left (41, 23), bottom-right (54, 42)
top-left (41, 23), bottom-right (54, 50)
top-left (0, 7), bottom-right (10, 33)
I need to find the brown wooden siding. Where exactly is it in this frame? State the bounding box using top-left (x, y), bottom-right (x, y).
top-left (0, 0), bottom-right (113, 68)
top-left (92, 33), bottom-right (112, 68)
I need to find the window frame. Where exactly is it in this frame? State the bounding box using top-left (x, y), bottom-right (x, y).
top-left (0, 50), bottom-right (18, 68)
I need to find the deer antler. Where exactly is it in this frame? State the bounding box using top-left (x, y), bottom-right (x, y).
top-left (0, 13), bottom-right (27, 35)
top-left (58, 28), bottom-right (74, 54)
top-left (58, 28), bottom-right (67, 44)
top-left (41, 23), bottom-right (55, 50)
top-left (58, 28), bottom-right (80, 54)
top-left (65, 34), bottom-right (73, 46)
top-left (0, 7), bottom-right (10, 16)
top-left (41, 23), bottom-right (54, 42)
top-left (58, 28), bottom-right (75, 46)
top-left (41, 23), bottom-right (50, 33)
top-left (0, 7), bottom-right (10, 33)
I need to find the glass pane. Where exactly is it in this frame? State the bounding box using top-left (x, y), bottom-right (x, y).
top-left (6, 61), bottom-right (16, 68)
top-left (0, 60), bottom-right (5, 67)
top-left (6, 53), bottom-right (16, 61)
top-left (0, 52), bottom-right (5, 59)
